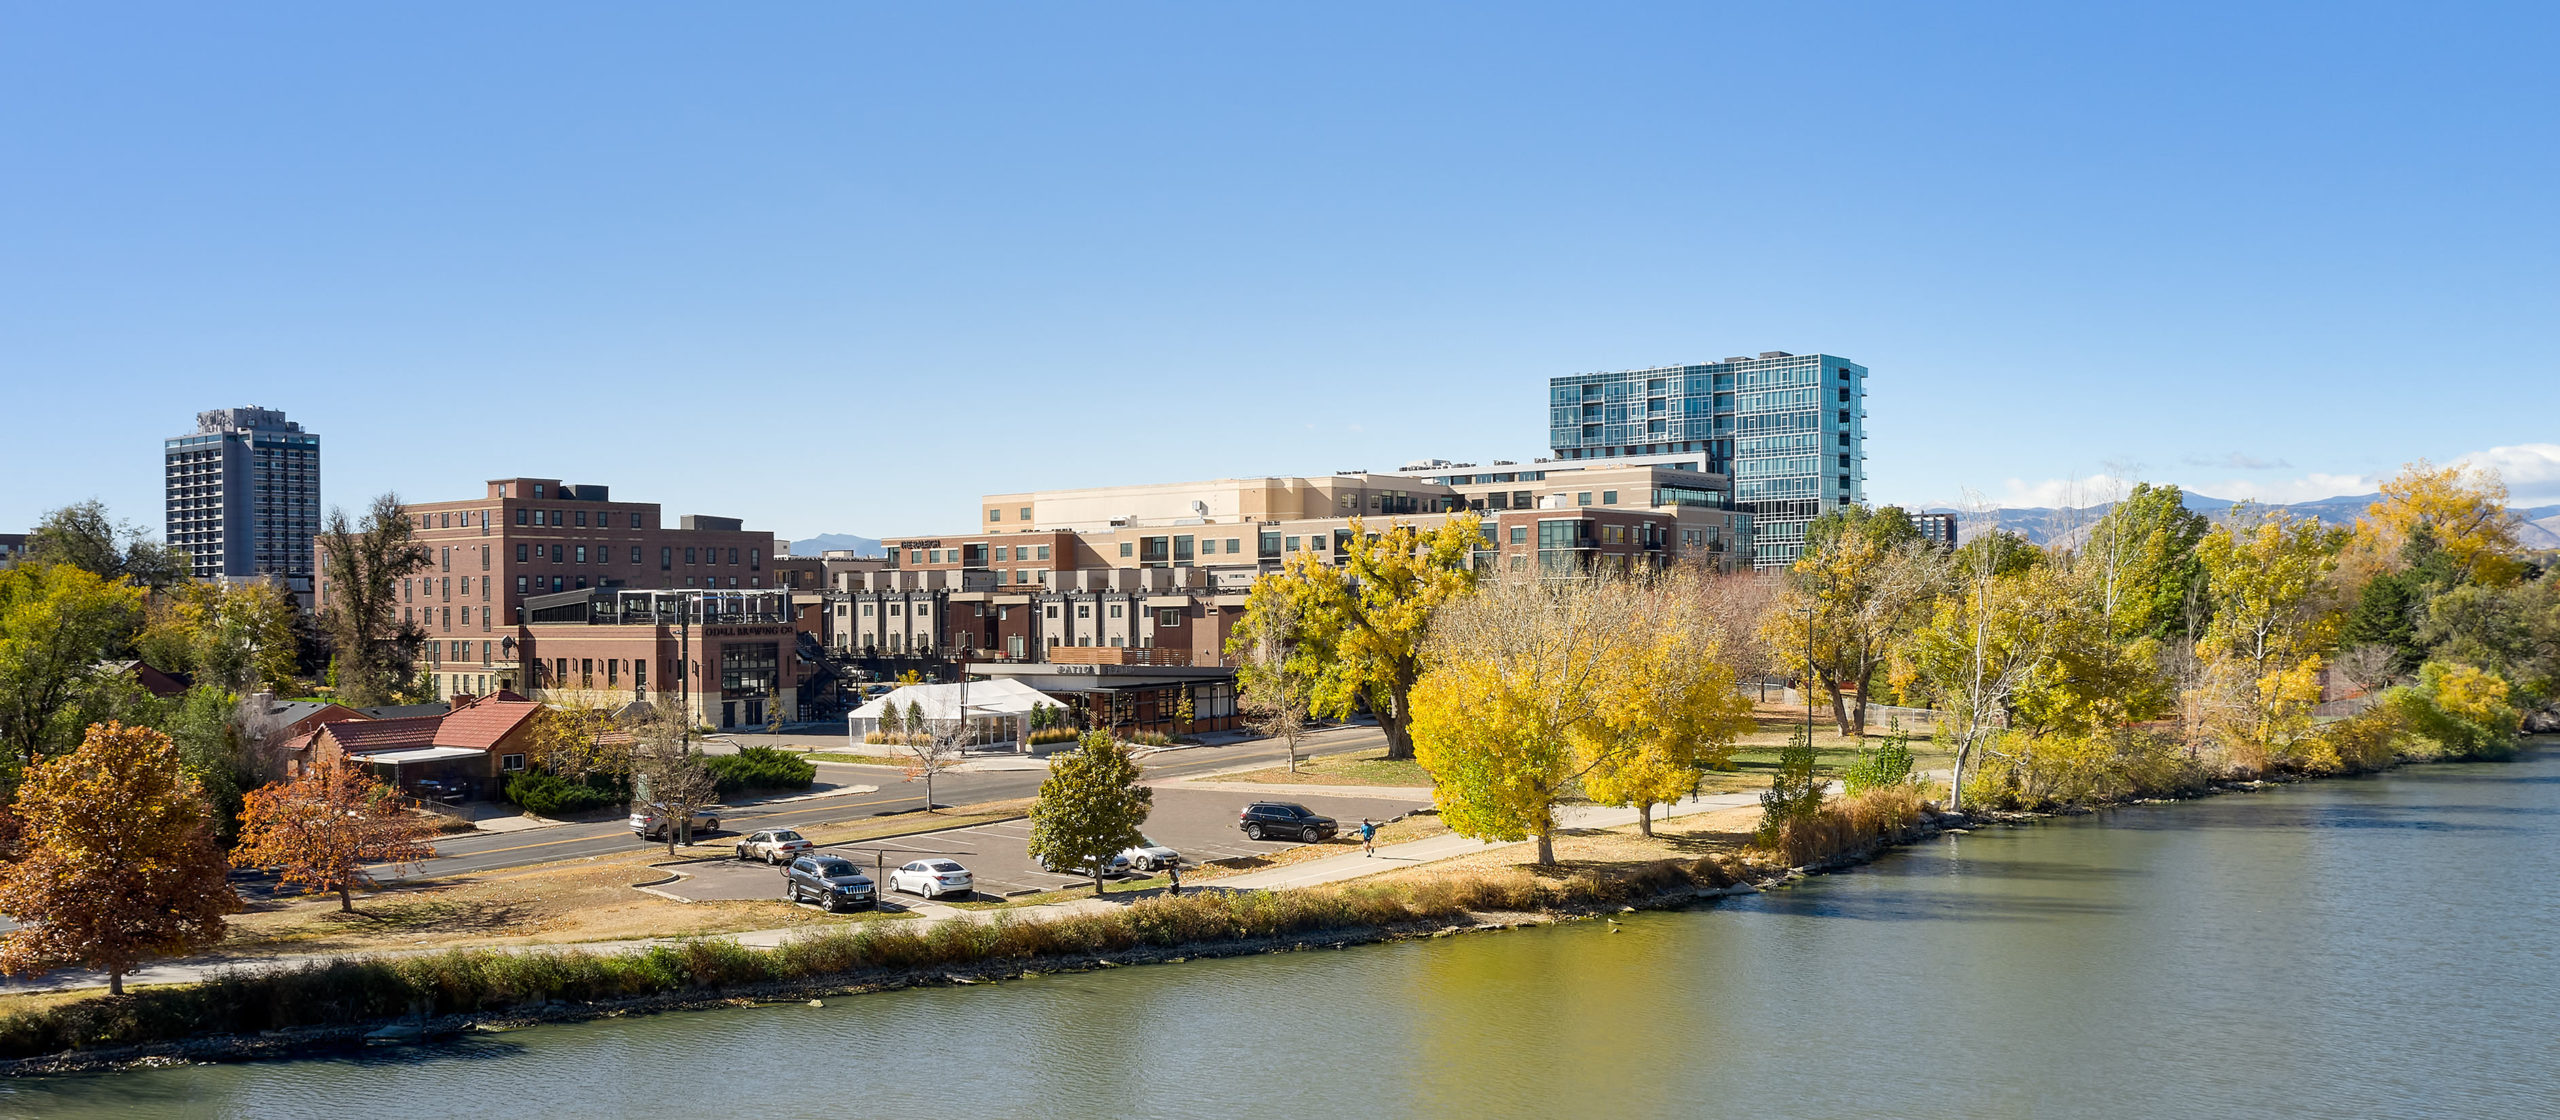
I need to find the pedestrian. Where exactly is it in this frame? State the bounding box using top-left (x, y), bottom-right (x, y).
top-left (1167, 861), bottom-right (1181, 897)
top-left (1360, 818), bottom-right (1379, 857)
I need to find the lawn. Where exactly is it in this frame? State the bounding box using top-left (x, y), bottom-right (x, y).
top-left (1202, 746), bottom-right (1435, 788)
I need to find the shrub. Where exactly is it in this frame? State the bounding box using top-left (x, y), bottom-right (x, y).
top-left (2391, 662), bottom-right (2521, 761)
top-left (1765, 786), bottom-right (1925, 867)
top-left (1755, 727), bottom-right (1823, 844)
top-left (702, 748), bottom-right (816, 795)
top-left (1026, 727), bottom-right (1079, 746)
top-left (502, 771), bottom-right (627, 816)
top-left (1123, 731), bottom-right (1175, 748)
top-left (1841, 732), bottom-right (1917, 795)
top-left (2301, 704), bottom-right (2410, 775)
top-left (1959, 729), bottom-right (2203, 812)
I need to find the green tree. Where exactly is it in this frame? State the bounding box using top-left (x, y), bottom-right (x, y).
top-left (135, 579), bottom-right (302, 694)
top-left (0, 562), bottom-right (147, 779)
top-left (0, 722), bottom-right (239, 994)
top-left (2081, 483), bottom-right (2210, 641)
top-left (315, 494), bottom-right (431, 706)
top-left (1906, 533), bottom-right (2072, 811)
top-left (23, 500), bottom-right (190, 590)
top-left (1232, 515), bottom-right (1482, 760)
top-left (2194, 505), bottom-right (2348, 767)
top-left (1755, 726), bottom-right (1823, 847)
top-left (1231, 579), bottom-right (1317, 771)
top-left (1026, 731), bottom-right (1153, 895)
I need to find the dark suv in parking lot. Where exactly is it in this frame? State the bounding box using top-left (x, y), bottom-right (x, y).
top-left (1239, 802), bottom-right (1338, 842)
top-left (784, 855), bottom-right (878, 912)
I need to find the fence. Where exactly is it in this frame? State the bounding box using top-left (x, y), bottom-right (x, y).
top-left (1775, 689), bottom-right (1956, 734)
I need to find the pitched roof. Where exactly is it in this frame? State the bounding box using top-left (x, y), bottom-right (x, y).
top-left (318, 716), bottom-right (442, 756)
top-left (431, 693), bottom-right (543, 752)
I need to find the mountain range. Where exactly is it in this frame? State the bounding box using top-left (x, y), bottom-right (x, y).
top-left (786, 533), bottom-right (885, 557)
top-left (1930, 494), bottom-right (2560, 551)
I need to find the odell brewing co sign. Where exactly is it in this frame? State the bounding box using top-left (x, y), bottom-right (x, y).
top-left (893, 539), bottom-right (943, 549)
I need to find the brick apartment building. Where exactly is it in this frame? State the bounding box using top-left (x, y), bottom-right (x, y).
top-left (314, 477), bottom-right (809, 717)
top-left (826, 459), bottom-right (1756, 669)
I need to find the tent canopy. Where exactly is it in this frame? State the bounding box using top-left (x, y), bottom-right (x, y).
top-left (848, 677), bottom-right (1062, 722)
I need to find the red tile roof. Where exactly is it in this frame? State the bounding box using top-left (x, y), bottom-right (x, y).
top-left (316, 716), bottom-right (441, 756)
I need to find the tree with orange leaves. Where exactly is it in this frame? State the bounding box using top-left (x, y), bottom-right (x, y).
top-left (231, 763), bottom-right (439, 913)
top-left (0, 721), bottom-right (239, 994)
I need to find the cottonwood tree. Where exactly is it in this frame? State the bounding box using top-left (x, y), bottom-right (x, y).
top-left (0, 722), bottom-right (239, 994)
top-left (2080, 482), bottom-right (2211, 642)
top-left (1908, 530), bottom-right (2070, 811)
top-left (1759, 506), bottom-right (1942, 737)
top-left (315, 493), bottom-right (432, 707)
top-left (1409, 576), bottom-right (1649, 866)
top-left (2351, 460), bottom-right (2527, 589)
top-left (1235, 515), bottom-right (1482, 761)
top-left (522, 693), bottom-right (627, 782)
top-left (24, 501), bottom-right (190, 591)
top-left (1231, 582), bottom-right (1317, 772)
top-left (231, 764), bottom-right (439, 912)
top-left (2194, 505), bottom-right (2349, 768)
top-left (631, 703), bottom-right (720, 854)
top-left (1026, 731), bottom-right (1153, 895)
top-left (0, 561), bottom-right (147, 778)
top-left (1578, 570), bottom-right (1755, 836)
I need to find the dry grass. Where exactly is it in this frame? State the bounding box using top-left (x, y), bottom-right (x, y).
top-left (804, 751), bottom-right (916, 768)
top-left (1764, 786), bottom-right (1928, 868)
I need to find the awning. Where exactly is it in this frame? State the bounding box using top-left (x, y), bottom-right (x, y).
top-left (355, 746), bottom-right (487, 765)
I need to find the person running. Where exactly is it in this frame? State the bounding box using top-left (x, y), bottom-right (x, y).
top-left (1360, 819), bottom-right (1380, 857)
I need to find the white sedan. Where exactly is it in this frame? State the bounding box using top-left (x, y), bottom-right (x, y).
top-left (1119, 838), bottom-right (1182, 872)
top-left (889, 859), bottom-right (974, 900)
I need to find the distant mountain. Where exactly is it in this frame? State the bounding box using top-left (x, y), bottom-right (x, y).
top-left (788, 533), bottom-right (884, 557)
top-left (1927, 495), bottom-right (2560, 550)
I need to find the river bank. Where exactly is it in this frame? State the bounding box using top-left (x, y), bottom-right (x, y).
top-left (7, 738), bottom-right (2547, 1076)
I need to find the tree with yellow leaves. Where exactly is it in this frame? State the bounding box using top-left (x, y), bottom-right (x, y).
top-left (0, 722), bottom-right (238, 994)
top-left (134, 579), bottom-right (302, 694)
top-left (1577, 571), bottom-right (1754, 835)
top-left (1233, 515), bottom-right (1482, 761)
top-left (2350, 459), bottom-right (2526, 588)
top-left (2194, 505), bottom-right (2349, 767)
top-left (1758, 505), bottom-right (1942, 738)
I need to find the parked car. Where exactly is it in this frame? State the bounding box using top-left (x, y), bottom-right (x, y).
top-left (784, 855), bottom-right (878, 912)
top-left (863, 684), bottom-right (896, 699)
top-left (1119, 837), bottom-right (1182, 872)
top-left (737, 828), bottom-right (815, 864)
top-left (1239, 802), bottom-right (1337, 843)
top-left (629, 807), bottom-right (721, 840)
top-left (1039, 850), bottom-right (1133, 877)
top-left (411, 778), bottom-right (470, 804)
top-left (888, 859), bottom-right (974, 900)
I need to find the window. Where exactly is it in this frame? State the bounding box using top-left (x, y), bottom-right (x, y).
top-left (516, 576), bottom-right (528, 593)
top-left (1019, 507), bottom-right (1030, 520)
top-left (1285, 536), bottom-right (1300, 551)
top-left (729, 548), bottom-right (740, 565)
top-left (1119, 542), bottom-right (1133, 557)
top-left (1839, 432), bottom-right (1851, 447)
top-left (1838, 387), bottom-right (1851, 402)
top-left (686, 547), bottom-right (697, 565)
top-left (749, 548), bottom-right (760, 570)
top-left (1601, 491), bottom-right (1618, 505)
top-left (516, 544), bottom-right (529, 562)
top-left (1156, 608), bottom-right (1182, 627)
top-left (1508, 554), bottom-right (1526, 571)
top-left (1036, 545), bottom-right (1050, 560)
top-left (1221, 538), bottom-right (1238, 554)
top-left (1260, 531), bottom-right (1281, 557)
top-left (909, 549), bottom-right (923, 564)
top-left (575, 545), bottom-right (587, 563)
top-left (1077, 604), bottom-right (1090, 619)
top-left (515, 508), bottom-right (528, 525)
top-left (501, 753), bottom-right (525, 772)
top-left (989, 509), bottom-right (1002, 522)
top-left (439, 546), bottom-right (450, 572)
top-left (1510, 526), bottom-right (1527, 544)
top-left (551, 576), bottom-right (564, 592)
top-left (550, 544), bottom-right (563, 563)
top-left (928, 549), bottom-right (942, 564)
top-left (661, 547), bottom-right (673, 570)
top-left (481, 546), bottom-right (490, 570)
top-left (915, 604), bottom-right (928, 616)
top-left (575, 510), bottom-right (587, 527)
top-left (632, 546), bottom-right (643, 564)
top-left (861, 603), bottom-right (873, 616)
top-left (635, 661), bottom-right (647, 689)
top-left (1576, 492), bottom-right (1592, 506)
top-left (1173, 536), bottom-right (1193, 564)
top-left (1045, 605), bottom-right (1059, 618)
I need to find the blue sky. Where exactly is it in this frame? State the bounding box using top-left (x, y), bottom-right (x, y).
top-left (5, 3), bottom-right (2556, 544)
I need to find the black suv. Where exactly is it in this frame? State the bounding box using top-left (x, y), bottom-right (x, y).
top-left (1239, 802), bottom-right (1338, 843)
top-left (784, 855), bottom-right (878, 912)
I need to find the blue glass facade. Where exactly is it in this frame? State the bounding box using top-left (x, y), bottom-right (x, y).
top-left (1549, 353), bottom-right (1865, 567)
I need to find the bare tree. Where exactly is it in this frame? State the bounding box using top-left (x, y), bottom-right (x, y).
top-left (631, 701), bottom-right (719, 855)
top-left (908, 682), bottom-right (969, 813)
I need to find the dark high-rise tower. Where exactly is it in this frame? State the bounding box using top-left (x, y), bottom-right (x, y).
top-left (164, 406), bottom-right (322, 588)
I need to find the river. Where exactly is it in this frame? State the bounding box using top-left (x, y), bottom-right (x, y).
top-left (8, 743), bottom-right (2558, 1119)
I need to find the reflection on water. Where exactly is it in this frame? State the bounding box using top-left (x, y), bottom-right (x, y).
top-left (9, 744), bottom-right (2559, 1120)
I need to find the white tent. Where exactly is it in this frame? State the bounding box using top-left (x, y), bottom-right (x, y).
top-left (847, 678), bottom-right (1065, 751)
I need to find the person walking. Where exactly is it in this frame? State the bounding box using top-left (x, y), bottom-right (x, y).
top-left (1167, 861), bottom-right (1182, 897)
top-left (1360, 819), bottom-right (1379, 857)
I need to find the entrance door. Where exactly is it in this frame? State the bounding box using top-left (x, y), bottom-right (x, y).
top-left (722, 701), bottom-right (737, 728)
top-left (746, 698), bottom-right (765, 726)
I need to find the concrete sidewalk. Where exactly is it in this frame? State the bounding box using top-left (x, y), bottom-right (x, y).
top-left (1157, 779), bottom-right (1437, 801)
top-left (1210, 791), bottom-right (1763, 891)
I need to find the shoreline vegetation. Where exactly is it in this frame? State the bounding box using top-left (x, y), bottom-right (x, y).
top-left (9, 737), bottom-right (2543, 1076)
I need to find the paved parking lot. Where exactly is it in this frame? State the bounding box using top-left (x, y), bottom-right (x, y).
top-left (651, 786), bottom-right (1431, 902)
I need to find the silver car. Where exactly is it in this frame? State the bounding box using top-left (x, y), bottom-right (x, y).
top-left (629, 808), bottom-right (720, 840)
top-left (1118, 837), bottom-right (1182, 872)
top-left (889, 859), bottom-right (974, 900)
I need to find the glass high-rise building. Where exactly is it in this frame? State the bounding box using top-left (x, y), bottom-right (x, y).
top-left (165, 406), bottom-right (322, 587)
top-left (1549, 351), bottom-right (1865, 568)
